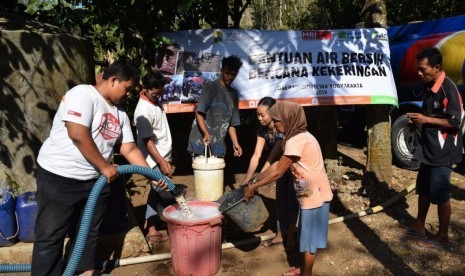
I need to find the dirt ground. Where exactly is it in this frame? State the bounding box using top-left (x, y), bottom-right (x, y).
top-left (107, 143), bottom-right (465, 276)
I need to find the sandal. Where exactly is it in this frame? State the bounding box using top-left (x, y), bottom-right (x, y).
top-left (145, 233), bottom-right (168, 244)
top-left (417, 238), bottom-right (451, 249)
top-left (283, 267), bottom-right (300, 276)
top-left (261, 239), bottom-right (283, 248)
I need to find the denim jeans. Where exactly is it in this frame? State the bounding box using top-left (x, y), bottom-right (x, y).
top-left (31, 166), bottom-right (110, 276)
top-left (416, 163), bottom-right (452, 205)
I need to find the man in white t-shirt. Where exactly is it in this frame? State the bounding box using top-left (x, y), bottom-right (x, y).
top-left (134, 71), bottom-right (172, 244)
top-left (31, 59), bottom-right (166, 276)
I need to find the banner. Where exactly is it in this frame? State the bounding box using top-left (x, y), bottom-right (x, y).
top-left (155, 29), bottom-right (398, 113)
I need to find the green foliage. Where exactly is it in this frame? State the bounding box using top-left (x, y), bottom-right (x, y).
top-left (386, 0), bottom-right (465, 25)
top-left (25, 0), bottom-right (86, 35)
top-left (20, 0), bottom-right (196, 69)
top-left (284, 0), bottom-right (365, 29)
top-left (247, 0), bottom-right (366, 30)
top-left (16, 0), bottom-right (465, 65)
top-left (249, 0), bottom-right (465, 30)
top-left (249, 0), bottom-right (281, 29)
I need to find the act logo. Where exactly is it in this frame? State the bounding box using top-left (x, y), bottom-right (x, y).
top-left (99, 113), bottom-right (120, 140)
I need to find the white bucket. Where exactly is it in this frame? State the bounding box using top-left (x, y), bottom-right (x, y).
top-left (192, 145), bottom-right (226, 201)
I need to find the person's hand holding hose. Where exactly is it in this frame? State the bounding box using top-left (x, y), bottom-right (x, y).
top-left (151, 178), bottom-right (168, 191)
top-left (101, 164), bottom-right (119, 183)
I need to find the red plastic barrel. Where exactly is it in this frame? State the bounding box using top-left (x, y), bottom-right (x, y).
top-left (163, 201), bottom-right (223, 276)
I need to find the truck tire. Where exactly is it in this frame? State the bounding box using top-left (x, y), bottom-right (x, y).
top-left (391, 114), bottom-right (421, 170)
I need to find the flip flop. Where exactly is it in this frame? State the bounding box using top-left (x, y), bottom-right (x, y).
top-left (399, 223), bottom-right (425, 238)
top-left (282, 267), bottom-right (300, 276)
top-left (146, 233), bottom-right (168, 244)
top-left (417, 239), bottom-right (451, 249)
top-left (261, 239), bottom-right (283, 248)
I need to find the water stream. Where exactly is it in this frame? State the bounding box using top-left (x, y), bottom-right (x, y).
top-left (174, 194), bottom-right (197, 220)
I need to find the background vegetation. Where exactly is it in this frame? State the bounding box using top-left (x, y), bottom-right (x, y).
top-left (2, 0), bottom-right (464, 71)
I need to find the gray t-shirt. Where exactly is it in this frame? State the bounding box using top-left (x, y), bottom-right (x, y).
top-left (187, 79), bottom-right (240, 157)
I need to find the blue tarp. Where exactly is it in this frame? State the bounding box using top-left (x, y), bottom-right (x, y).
top-left (388, 15), bottom-right (465, 44)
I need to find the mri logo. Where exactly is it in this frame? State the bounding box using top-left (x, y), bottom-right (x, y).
top-left (301, 31), bottom-right (331, 40)
top-left (212, 30), bottom-right (224, 43)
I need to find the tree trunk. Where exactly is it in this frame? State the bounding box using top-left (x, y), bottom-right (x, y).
top-left (365, 106), bottom-right (392, 182)
top-left (209, 0), bottom-right (229, 28)
top-left (362, 0), bottom-right (393, 184)
top-left (232, 0), bottom-right (251, 28)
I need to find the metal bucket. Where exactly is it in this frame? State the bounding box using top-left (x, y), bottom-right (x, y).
top-left (217, 188), bottom-right (269, 233)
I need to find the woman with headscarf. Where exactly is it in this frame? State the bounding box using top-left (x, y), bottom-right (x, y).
top-left (242, 97), bottom-right (299, 249)
top-left (244, 101), bottom-right (333, 276)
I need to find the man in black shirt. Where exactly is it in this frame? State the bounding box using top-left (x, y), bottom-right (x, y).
top-left (404, 47), bottom-right (463, 248)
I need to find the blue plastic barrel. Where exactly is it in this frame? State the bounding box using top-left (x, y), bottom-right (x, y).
top-left (0, 189), bottom-right (17, 247)
top-left (16, 191), bottom-right (38, 242)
